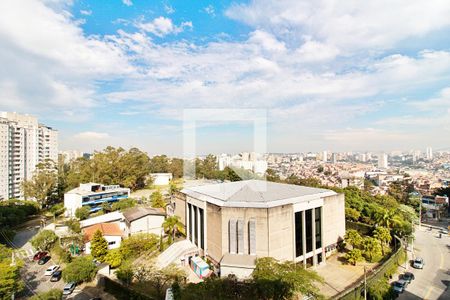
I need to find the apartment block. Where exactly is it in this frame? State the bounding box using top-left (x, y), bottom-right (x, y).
top-left (0, 112), bottom-right (58, 200)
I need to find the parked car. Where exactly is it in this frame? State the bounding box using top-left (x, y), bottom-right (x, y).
top-left (62, 282), bottom-right (76, 295)
top-left (44, 265), bottom-right (60, 276)
top-left (402, 272), bottom-right (415, 283)
top-left (33, 251), bottom-right (48, 261)
top-left (50, 270), bottom-right (62, 282)
top-left (393, 280), bottom-right (408, 294)
top-left (38, 255), bottom-right (51, 265)
top-left (413, 258), bottom-right (425, 269)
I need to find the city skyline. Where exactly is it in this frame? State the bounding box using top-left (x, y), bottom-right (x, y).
top-left (1, 1), bottom-right (450, 155)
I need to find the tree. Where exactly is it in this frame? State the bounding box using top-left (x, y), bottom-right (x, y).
top-left (149, 155), bottom-right (170, 173)
top-left (31, 230), bottom-right (58, 251)
top-left (52, 244), bottom-right (72, 264)
top-left (169, 181), bottom-right (180, 196)
top-left (133, 263), bottom-right (186, 299)
top-left (345, 207), bottom-right (361, 222)
top-left (252, 257), bottom-right (324, 299)
top-left (265, 168), bottom-right (281, 182)
top-left (75, 206), bottom-right (90, 220)
top-left (373, 226), bottom-right (392, 255)
top-left (168, 158), bottom-right (184, 179)
top-left (362, 237), bottom-right (383, 262)
top-left (29, 289), bottom-right (62, 300)
top-left (120, 233), bottom-right (159, 258)
top-left (65, 219), bottom-right (81, 234)
top-left (345, 229), bottom-right (363, 249)
top-left (116, 262), bottom-right (134, 286)
top-left (90, 230), bottom-right (108, 262)
top-left (150, 190), bottom-right (166, 208)
top-left (22, 160), bottom-right (58, 208)
top-left (63, 256), bottom-right (97, 283)
top-left (163, 216), bottom-right (185, 244)
top-left (0, 244), bottom-right (24, 299)
top-left (345, 249), bottom-right (364, 266)
top-left (104, 249), bottom-right (122, 268)
top-left (111, 198), bottom-right (136, 211)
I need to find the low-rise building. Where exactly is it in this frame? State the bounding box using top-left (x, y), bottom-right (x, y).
top-left (64, 183), bottom-right (130, 217)
top-left (173, 179), bottom-right (345, 278)
top-left (83, 223), bottom-right (123, 254)
top-left (150, 173), bottom-right (173, 186)
top-left (123, 206), bottom-right (166, 236)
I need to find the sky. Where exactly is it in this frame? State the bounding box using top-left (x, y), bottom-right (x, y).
top-left (1, 0), bottom-right (450, 156)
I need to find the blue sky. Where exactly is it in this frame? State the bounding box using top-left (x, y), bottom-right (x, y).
top-left (1, 0), bottom-right (450, 156)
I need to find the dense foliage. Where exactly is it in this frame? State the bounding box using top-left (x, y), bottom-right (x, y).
top-left (30, 230), bottom-right (58, 251)
top-left (111, 198), bottom-right (137, 211)
top-left (0, 200), bottom-right (39, 229)
top-left (62, 256), bottom-right (98, 283)
top-left (0, 244), bottom-right (24, 299)
top-left (29, 289), bottom-right (62, 300)
top-left (163, 216), bottom-right (185, 244)
top-left (150, 190), bottom-right (166, 208)
top-left (119, 233), bottom-right (159, 258)
top-left (22, 160), bottom-right (58, 208)
top-left (66, 147), bottom-right (151, 191)
top-left (174, 257), bottom-right (323, 300)
top-left (75, 206), bottom-right (90, 220)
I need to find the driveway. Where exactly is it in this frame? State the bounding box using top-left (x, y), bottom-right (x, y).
top-left (398, 225), bottom-right (450, 300)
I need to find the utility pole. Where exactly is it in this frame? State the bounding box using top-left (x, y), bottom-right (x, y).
top-left (364, 265), bottom-right (367, 300)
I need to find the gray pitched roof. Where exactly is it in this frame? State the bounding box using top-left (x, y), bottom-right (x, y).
top-left (122, 206), bottom-right (165, 223)
top-left (181, 179), bottom-right (336, 207)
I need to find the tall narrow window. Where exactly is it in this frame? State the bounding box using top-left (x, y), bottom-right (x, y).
top-left (295, 211), bottom-right (303, 257)
top-left (315, 207), bottom-right (322, 249)
top-left (237, 219), bottom-right (244, 254)
top-left (188, 203), bottom-right (192, 242)
top-left (229, 219), bottom-right (237, 254)
top-left (248, 219), bottom-right (256, 255)
top-left (199, 208), bottom-right (204, 249)
top-left (305, 209), bottom-right (313, 253)
top-left (193, 206), bottom-right (198, 246)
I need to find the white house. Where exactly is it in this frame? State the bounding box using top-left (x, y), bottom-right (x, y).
top-left (83, 223), bottom-right (123, 254)
top-left (64, 183), bottom-right (130, 217)
top-left (150, 173), bottom-right (173, 186)
top-left (123, 206), bottom-right (166, 236)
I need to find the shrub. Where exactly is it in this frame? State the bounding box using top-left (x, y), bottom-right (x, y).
top-left (75, 206), bottom-right (90, 220)
top-left (345, 249), bottom-right (364, 265)
top-left (120, 233), bottom-right (159, 258)
top-left (104, 249), bottom-right (123, 268)
top-left (65, 219), bottom-right (81, 234)
top-left (111, 198), bottom-right (137, 211)
top-left (51, 244), bottom-right (72, 264)
top-left (30, 230), bottom-right (58, 251)
top-left (62, 256), bottom-right (97, 284)
top-left (90, 230), bottom-right (108, 262)
top-left (29, 289), bottom-right (62, 300)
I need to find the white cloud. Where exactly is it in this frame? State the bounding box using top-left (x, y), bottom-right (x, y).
top-left (164, 4), bottom-right (175, 14)
top-left (203, 5), bottom-right (215, 17)
top-left (137, 17), bottom-right (193, 37)
top-left (411, 87), bottom-right (450, 111)
top-left (122, 0), bottom-right (132, 7)
top-left (74, 131), bottom-right (110, 140)
top-left (80, 9), bottom-right (91, 16)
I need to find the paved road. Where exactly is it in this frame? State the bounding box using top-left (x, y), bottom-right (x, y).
top-left (398, 225), bottom-right (450, 300)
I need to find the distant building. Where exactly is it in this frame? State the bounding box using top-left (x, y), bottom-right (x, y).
top-left (150, 173), bottom-right (173, 186)
top-left (174, 180), bottom-right (345, 278)
top-left (64, 183), bottom-right (130, 217)
top-left (0, 112), bottom-right (58, 200)
top-left (60, 150), bottom-right (84, 163)
top-left (83, 223), bottom-right (123, 254)
top-left (331, 153), bottom-right (338, 164)
top-left (426, 147), bottom-right (433, 160)
top-left (378, 153), bottom-right (388, 169)
top-left (123, 206), bottom-right (166, 236)
top-left (322, 151), bottom-right (328, 163)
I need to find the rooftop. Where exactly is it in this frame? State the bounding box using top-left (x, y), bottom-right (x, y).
top-left (123, 206), bottom-right (165, 222)
top-left (181, 179), bottom-right (336, 208)
top-left (83, 222), bottom-right (122, 241)
top-left (66, 182), bottom-right (129, 196)
top-left (80, 211), bottom-right (124, 228)
top-left (220, 253), bottom-right (256, 268)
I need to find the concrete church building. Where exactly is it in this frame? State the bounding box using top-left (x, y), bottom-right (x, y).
top-left (174, 180), bottom-right (345, 278)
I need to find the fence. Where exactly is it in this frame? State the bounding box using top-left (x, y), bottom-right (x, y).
top-left (336, 237), bottom-right (406, 300)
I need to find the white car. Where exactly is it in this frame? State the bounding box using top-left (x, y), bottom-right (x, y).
top-left (62, 282), bottom-right (76, 295)
top-left (413, 258), bottom-right (424, 269)
top-left (44, 265), bottom-right (60, 276)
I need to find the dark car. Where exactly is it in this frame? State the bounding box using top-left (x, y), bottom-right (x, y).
top-left (393, 280), bottom-right (408, 294)
top-left (38, 255), bottom-right (51, 265)
top-left (402, 272), bottom-right (415, 283)
top-left (50, 270), bottom-right (62, 282)
top-left (33, 251), bottom-right (48, 261)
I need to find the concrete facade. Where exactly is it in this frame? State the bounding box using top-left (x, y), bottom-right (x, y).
top-left (174, 180), bottom-right (346, 278)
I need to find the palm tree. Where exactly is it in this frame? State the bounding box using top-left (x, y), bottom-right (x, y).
top-left (163, 216), bottom-right (185, 245)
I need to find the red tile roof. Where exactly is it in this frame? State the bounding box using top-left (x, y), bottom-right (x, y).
top-left (83, 222), bottom-right (122, 242)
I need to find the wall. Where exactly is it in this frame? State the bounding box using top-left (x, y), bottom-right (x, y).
top-left (206, 203), bottom-right (222, 263)
top-left (173, 192), bottom-right (186, 225)
top-left (220, 265), bottom-right (254, 279)
top-left (127, 215), bottom-right (165, 236)
top-left (85, 235), bottom-right (121, 254)
top-left (268, 205), bottom-right (294, 261)
top-left (322, 193), bottom-right (346, 248)
top-left (64, 193), bottom-right (81, 217)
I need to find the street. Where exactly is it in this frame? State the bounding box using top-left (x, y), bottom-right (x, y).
top-left (398, 225), bottom-right (450, 300)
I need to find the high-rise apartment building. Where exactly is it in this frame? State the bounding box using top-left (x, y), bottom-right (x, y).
top-left (377, 153), bottom-right (388, 169)
top-left (426, 147), bottom-right (433, 160)
top-left (0, 112), bottom-right (58, 200)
